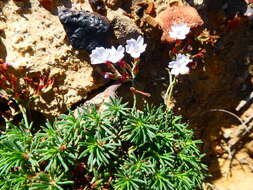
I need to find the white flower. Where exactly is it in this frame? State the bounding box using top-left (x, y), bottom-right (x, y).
top-left (169, 23), bottom-right (190, 40)
top-left (168, 54), bottom-right (192, 76)
top-left (90, 47), bottom-right (110, 64)
top-left (6, 62), bottom-right (22, 69)
top-left (104, 72), bottom-right (110, 79)
top-left (107, 45), bottom-right (125, 63)
top-left (244, 6), bottom-right (253, 19)
top-left (125, 36), bottom-right (147, 59)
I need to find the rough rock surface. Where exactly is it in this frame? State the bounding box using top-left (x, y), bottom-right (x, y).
top-left (105, 0), bottom-right (122, 9)
top-left (0, 0), bottom-right (103, 117)
top-left (0, 0), bottom-right (143, 117)
top-left (58, 7), bottom-right (111, 52)
top-left (154, 0), bottom-right (185, 14)
top-left (107, 8), bottom-right (142, 43)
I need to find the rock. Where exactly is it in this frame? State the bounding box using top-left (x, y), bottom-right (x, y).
top-left (88, 0), bottom-right (107, 15)
top-left (107, 8), bottom-right (142, 43)
top-left (223, 128), bottom-right (233, 139)
top-left (58, 7), bottom-right (111, 52)
top-left (38, 0), bottom-right (55, 11)
top-left (154, 0), bottom-right (184, 14)
top-left (105, 0), bottom-right (121, 9)
top-left (245, 141), bottom-right (253, 157)
top-left (0, 0), bottom-right (146, 117)
top-left (156, 5), bottom-right (204, 43)
top-left (74, 82), bottom-right (121, 117)
top-left (186, 0), bottom-right (205, 9)
top-left (0, 0), bottom-right (143, 117)
top-left (224, 0), bottom-right (247, 18)
top-left (0, 0), bottom-right (104, 117)
top-left (0, 38), bottom-right (6, 59)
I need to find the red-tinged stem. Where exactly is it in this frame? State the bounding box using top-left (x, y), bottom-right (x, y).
top-left (118, 60), bottom-right (132, 76)
top-left (175, 39), bottom-right (182, 45)
top-left (130, 87), bottom-right (151, 97)
top-left (191, 49), bottom-right (206, 58)
top-left (105, 61), bottom-right (122, 77)
top-left (131, 59), bottom-right (140, 79)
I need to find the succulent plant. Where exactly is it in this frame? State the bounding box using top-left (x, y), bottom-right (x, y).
top-left (0, 98), bottom-right (207, 189)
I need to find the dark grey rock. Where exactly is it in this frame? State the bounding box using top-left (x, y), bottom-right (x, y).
top-left (225, 0), bottom-right (247, 18)
top-left (58, 7), bottom-right (111, 52)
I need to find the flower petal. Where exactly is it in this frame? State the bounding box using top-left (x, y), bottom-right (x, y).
top-left (179, 66), bottom-right (190, 75)
top-left (107, 45), bottom-right (125, 63)
top-left (168, 61), bottom-right (176, 68)
top-left (168, 23), bottom-right (190, 40)
top-left (168, 53), bottom-right (191, 75)
top-left (126, 36), bottom-right (146, 58)
top-left (117, 45), bottom-right (125, 54)
top-left (171, 68), bottom-right (180, 76)
top-left (90, 47), bottom-right (109, 64)
top-left (137, 35), bottom-right (144, 45)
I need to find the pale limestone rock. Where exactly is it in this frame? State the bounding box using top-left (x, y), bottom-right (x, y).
top-left (74, 82), bottom-right (122, 117)
top-left (106, 0), bottom-right (122, 9)
top-left (0, 0), bottom-right (99, 116)
top-left (245, 141), bottom-right (253, 157)
top-left (0, 1), bottom-right (141, 117)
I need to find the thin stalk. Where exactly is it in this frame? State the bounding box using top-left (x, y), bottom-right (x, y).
top-left (18, 104), bottom-right (29, 128)
top-left (108, 63), bottom-right (122, 77)
top-left (131, 81), bottom-right (137, 111)
top-left (164, 72), bottom-right (176, 109)
top-left (167, 78), bottom-right (176, 103)
top-left (130, 59), bottom-right (139, 110)
top-left (131, 59), bottom-right (140, 80)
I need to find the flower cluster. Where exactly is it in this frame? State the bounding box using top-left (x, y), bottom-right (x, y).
top-left (167, 23), bottom-right (192, 76)
top-left (167, 22), bottom-right (211, 76)
top-left (90, 45), bottom-right (125, 65)
top-left (90, 36), bottom-right (147, 82)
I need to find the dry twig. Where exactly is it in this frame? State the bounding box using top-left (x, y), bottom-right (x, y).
top-left (209, 109), bottom-right (253, 176)
top-left (236, 91), bottom-right (253, 111)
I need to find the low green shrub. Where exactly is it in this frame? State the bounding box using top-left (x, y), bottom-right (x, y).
top-left (0, 98), bottom-right (207, 190)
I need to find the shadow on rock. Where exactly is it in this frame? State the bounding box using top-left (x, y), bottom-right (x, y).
top-left (0, 38), bottom-right (7, 59)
